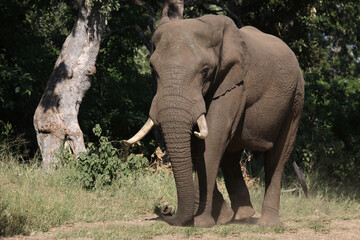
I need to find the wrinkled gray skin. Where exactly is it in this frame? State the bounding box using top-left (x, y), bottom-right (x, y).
top-left (148, 15), bottom-right (304, 227)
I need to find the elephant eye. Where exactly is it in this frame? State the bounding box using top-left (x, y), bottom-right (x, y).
top-left (151, 66), bottom-right (159, 79)
top-left (201, 67), bottom-right (210, 79)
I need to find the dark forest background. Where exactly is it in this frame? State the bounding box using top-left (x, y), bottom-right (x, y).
top-left (0, 0), bottom-right (359, 182)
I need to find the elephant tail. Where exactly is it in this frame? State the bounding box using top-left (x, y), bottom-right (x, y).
top-left (292, 160), bottom-right (309, 198)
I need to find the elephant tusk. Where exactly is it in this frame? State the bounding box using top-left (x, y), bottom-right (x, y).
top-left (194, 114), bottom-right (208, 139)
top-left (124, 118), bottom-right (154, 146)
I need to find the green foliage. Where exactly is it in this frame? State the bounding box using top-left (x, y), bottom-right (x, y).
top-left (273, 226), bottom-right (286, 234)
top-left (88, 0), bottom-right (121, 20)
top-left (0, 0), bottom-right (76, 144)
top-left (1, 2), bottom-right (360, 237)
top-left (294, 73), bottom-right (360, 181)
top-left (78, 2), bottom-right (154, 147)
top-left (0, 121), bottom-right (14, 141)
top-left (289, 1), bottom-right (360, 180)
top-left (74, 124), bottom-right (148, 189)
top-left (0, 0), bottom-right (155, 150)
top-left (0, 0), bottom-right (359, 183)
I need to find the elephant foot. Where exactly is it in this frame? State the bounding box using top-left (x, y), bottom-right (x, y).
top-left (216, 201), bottom-right (234, 225)
top-left (233, 206), bottom-right (255, 221)
top-left (194, 214), bottom-right (215, 228)
top-left (257, 214), bottom-right (283, 226)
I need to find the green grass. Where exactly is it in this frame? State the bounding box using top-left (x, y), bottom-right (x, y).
top-left (0, 158), bottom-right (179, 236)
top-left (0, 140), bottom-right (359, 238)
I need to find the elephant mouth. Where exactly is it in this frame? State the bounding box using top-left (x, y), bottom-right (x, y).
top-left (124, 114), bottom-right (208, 146)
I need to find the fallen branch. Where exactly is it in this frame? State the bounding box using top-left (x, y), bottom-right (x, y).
top-left (281, 188), bottom-right (298, 193)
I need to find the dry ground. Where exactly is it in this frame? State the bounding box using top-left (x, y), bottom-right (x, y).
top-left (3, 213), bottom-right (360, 240)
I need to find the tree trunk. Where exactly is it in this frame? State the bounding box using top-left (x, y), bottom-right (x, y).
top-left (162, 0), bottom-right (184, 20)
top-left (33, 0), bottom-right (105, 171)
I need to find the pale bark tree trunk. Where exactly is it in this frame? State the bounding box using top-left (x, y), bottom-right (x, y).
top-left (162, 0), bottom-right (184, 20)
top-left (34, 0), bottom-right (105, 171)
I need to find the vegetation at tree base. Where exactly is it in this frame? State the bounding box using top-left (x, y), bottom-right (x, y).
top-left (0, 1), bottom-right (359, 235)
top-left (58, 124), bottom-right (148, 189)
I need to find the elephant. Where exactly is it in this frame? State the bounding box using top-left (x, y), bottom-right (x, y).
top-left (125, 14), bottom-right (305, 227)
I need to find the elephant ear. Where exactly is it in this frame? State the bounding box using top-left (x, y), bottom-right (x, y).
top-left (199, 15), bottom-right (250, 100)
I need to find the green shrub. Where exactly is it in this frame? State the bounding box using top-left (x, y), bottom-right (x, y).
top-left (294, 72), bottom-right (360, 182)
top-left (74, 124), bottom-right (148, 189)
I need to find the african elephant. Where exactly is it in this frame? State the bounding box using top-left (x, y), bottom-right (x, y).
top-left (125, 14), bottom-right (304, 227)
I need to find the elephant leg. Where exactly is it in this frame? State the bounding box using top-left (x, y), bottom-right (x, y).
top-left (221, 150), bottom-right (255, 221)
top-left (193, 151), bottom-right (217, 228)
top-left (258, 109), bottom-right (302, 226)
top-left (192, 139), bottom-right (233, 225)
top-left (193, 142), bottom-right (231, 227)
top-left (212, 182), bottom-right (234, 225)
top-left (191, 139), bottom-right (203, 216)
top-left (194, 81), bottom-right (246, 227)
top-left (194, 167), bottom-right (233, 226)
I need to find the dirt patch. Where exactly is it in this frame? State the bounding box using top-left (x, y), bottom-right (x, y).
top-left (2, 215), bottom-right (360, 240)
top-left (252, 219), bottom-right (360, 240)
top-left (153, 219), bottom-right (360, 240)
top-left (1, 215), bottom-right (159, 240)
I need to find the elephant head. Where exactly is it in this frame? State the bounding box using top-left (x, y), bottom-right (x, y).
top-left (125, 15), bottom-right (249, 226)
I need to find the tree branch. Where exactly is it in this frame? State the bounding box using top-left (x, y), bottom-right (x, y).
top-left (74, 0), bottom-right (85, 8)
top-left (221, 3), bottom-right (243, 27)
top-left (131, 0), bottom-right (156, 33)
top-left (162, 0), bottom-right (184, 20)
top-left (186, 0), bottom-right (243, 27)
top-left (103, 25), bottom-right (151, 52)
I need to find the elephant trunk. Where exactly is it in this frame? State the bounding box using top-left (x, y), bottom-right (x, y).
top-left (150, 85), bottom-right (205, 225)
top-left (159, 119), bottom-right (194, 226)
